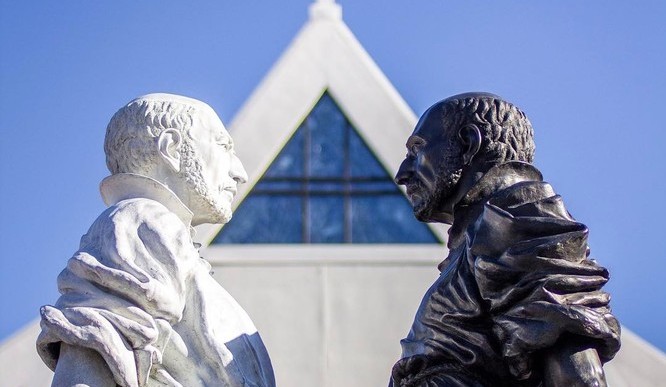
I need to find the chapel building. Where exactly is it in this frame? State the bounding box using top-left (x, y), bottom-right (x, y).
top-left (2, 1), bottom-right (664, 386)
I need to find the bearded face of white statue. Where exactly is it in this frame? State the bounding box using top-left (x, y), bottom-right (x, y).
top-left (173, 109), bottom-right (248, 225)
top-left (104, 93), bottom-right (248, 226)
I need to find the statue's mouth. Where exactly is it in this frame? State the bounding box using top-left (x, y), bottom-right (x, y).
top-left (406, 184), bottom-right (423, 203)
top-left (220, 186), bottom-right (237, 199)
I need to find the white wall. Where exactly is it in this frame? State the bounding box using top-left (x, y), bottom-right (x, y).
top-left (212, 254), bottom-right (440, 387)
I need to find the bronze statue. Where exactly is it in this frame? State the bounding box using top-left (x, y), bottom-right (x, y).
top-left (391, 93), bottom-right (620, 387)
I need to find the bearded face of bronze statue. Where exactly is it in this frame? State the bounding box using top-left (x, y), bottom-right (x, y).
top-left (395, 92), bottom-right (536, 225)
top-left (394, 105), bottom-right (464, 224)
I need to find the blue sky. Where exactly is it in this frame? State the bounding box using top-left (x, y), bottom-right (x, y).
top-left (1, 0), bottom-right (665, 354)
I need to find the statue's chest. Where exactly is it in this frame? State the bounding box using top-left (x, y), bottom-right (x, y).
top-left (422, 244), bottom-right (485, 322)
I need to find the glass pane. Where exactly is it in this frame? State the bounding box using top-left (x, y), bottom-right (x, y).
top-left (255, 180), bottom-right (302, 193)
top-left (308, 94), bottom-right (345, 177)
top-left (309, 195), bottom-right (344, 243)
top-left (264, 128), bottom-right (304, 178)
top-left (350, 180), bottom-right (397, 193)
top-left (351, 194), bottom-right (439, 243)
top-left (213, 194), bottom-right (303, 243)
top-left (307, 181), bottom-right (345, 194)
top-left (349, 127), bottom-right (387, 178)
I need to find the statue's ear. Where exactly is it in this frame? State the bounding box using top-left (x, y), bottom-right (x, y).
top-left (459, 124), bottom-right (482, 166)
top-left (157, 129), bottom-right (182, 173)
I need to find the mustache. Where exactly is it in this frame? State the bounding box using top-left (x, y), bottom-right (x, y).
top-left (405, 182), bottom-right (426, 197)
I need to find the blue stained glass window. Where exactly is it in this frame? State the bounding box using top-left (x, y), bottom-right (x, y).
top-left (306, 181), bottom-right (345, 194)
top-left (255, 180), bottom-right (301, 192)
top-left (212, 91), bottom-right (440, 244)
top-left (309, 196), bottom-right (344, 243)
top-left (350, 181), bottom-right (396, 193)
top-left (351, 196), bottom-right (437, 243)
top-left (349, 129), bottom-right (386, 178)
top-left (265, 128), bottom-right (304, 178)
top-left (308, 96), bottom-right (345, 177)
top-left (214, 195), bottom-right (303, 243)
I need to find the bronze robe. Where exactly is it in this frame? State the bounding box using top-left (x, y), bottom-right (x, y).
top-left (392, 162), bottom-right (620, 387)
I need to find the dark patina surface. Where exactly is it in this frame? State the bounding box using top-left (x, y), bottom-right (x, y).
top-left (391, 93), bottom-right (620, 387)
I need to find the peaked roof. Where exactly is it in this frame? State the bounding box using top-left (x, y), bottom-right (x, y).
top-left (194, 0), bottom-right (447, 245)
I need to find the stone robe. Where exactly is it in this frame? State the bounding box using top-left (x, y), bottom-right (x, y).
top-left (37, 173), bottom-right (275, 387)
top-left (391, 162), bottom-right (621, 387)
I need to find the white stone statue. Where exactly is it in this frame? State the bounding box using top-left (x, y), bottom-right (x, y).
top-left (37, 94), bottom-right (275, 387)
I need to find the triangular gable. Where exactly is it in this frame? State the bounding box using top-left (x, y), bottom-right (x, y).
top-left (195, 0), bottom-right (446, 245)
top-left (212, 92), bottom-right (439, 244)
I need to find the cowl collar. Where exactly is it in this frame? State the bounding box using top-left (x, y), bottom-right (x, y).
top-left (458, 161), bottom-right (543, 206)
top-left (100, 173), bottom-right (194, 229)
top-left (447, 161), bottom-right (543, 249)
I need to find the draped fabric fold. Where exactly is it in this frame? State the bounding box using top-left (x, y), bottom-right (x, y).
top-left (38, 198), bottom-right (197, 387)
top-left (472, 193), bottom-right (620, 380)
top-left (392, 162), bottom-right (620, 387)
top-left (37, 174), bottom-right (275, 387)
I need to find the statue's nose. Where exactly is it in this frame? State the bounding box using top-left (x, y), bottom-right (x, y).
top-left (394, 158), bottom-right (413, 185)
top-left (230, 154), bottom-right (248, 184)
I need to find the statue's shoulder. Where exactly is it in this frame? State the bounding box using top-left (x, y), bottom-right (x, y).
top-left (468, 177), bottom-right (585, 258)
top-left (491, 180), bottom-right (557, 208)
top-left (486, 164), bottom-right (574, 222)
top-left (85, 197), bottom-right (188, 244)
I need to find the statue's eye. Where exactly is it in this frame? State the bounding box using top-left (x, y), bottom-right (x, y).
top-left (406, 138), bottom-right (425, 157)
top-left (216, 137), bottom-right (233, 151)
top-left (409, 143), bottom-right (422, 156)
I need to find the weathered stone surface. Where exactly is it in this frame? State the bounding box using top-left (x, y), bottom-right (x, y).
top-left (37, 94), bottom-right (275, 387)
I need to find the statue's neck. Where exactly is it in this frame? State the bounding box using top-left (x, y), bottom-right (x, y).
top-left (100, 173), bottom-right (194, 229)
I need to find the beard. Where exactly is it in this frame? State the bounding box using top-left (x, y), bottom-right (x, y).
top-left (413, 153), bottom-right (463, 223)
top-left (179, 140), bottom-right (233, 224)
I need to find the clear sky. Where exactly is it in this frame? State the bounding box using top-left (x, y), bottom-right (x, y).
top-left (1, 0), bottom-right (665, 354)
